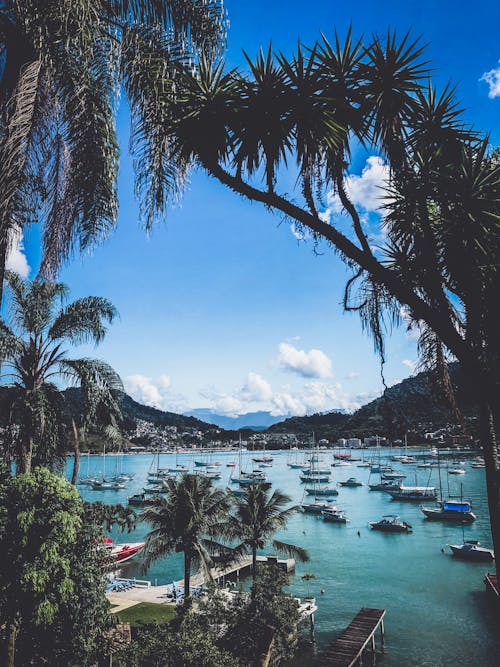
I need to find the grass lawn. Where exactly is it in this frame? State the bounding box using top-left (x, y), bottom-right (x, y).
top-left (117, 602), bottom-right (175, 626)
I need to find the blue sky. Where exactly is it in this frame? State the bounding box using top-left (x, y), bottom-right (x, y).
top-left (8, 0), bottom-right (500, 417)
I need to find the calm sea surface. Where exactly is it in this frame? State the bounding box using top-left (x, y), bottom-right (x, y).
top-left (72, 449), bottom-right (500, 666)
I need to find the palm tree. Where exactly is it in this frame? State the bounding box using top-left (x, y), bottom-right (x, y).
top-left (0, 271), bottom-right (122, 474)
top-left (141, 473), bottom-right (232, 599)
top-left (0, 0), bottom-right (227, 307)
top-left (300, 572), bottom-right (317, 599)
top-left (228, 483), bottom-right (309, 581)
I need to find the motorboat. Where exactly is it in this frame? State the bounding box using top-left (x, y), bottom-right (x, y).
top-left (338, 477), bottom-right (363, 487)
top-left (253, 455), bottom-right (273, 463)
top-left (448, 468), bottom-right (466, 475)
top-left (102, 538), bottom-right (145, 564)
top-left (322, 507), bottom-right (348, 523)
top-left (389, 486), bottom-right (437, 501)
top-left (447, 540), bottom-right (494, 562)
top-left (369, 515), bottom-right (412, 533)
top-left (421, 500), bottom-right (476, 523)
top-left (127, 493), bottom-right (156, 506)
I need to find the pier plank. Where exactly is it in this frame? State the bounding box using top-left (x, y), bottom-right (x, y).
top-left (319, 607), bottom-right (386, 667)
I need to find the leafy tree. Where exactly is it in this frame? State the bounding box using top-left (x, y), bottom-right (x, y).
top-left (114, 613), bottom-right (238, 667)
top-left (228, 483), bottom-right (309, 580)
top-left (0, 1), bottom-right (227, 306)
top-left (0, 271), bottom-right (122, 474)
top-left (206, 566), bottom-right (300, 667)
top-left (126, 30), bottom-right (500, 574)
top-left (0, 467), bottom-right (112, 667)
top-left (141, 473), bottom-right (232, 598)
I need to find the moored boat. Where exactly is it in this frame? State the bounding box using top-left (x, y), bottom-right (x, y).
top-left (448, 541), bottom-right (494, 561)
top-left (102, 538), bottom-right (145, 563)
top-left (322, 507), bottom-right (348, 523)
top-left (369, 515), bottom-right (412, 533)
top-left (305, 486), bottom-right (338, 496)
top-left (301, 500), bottom-right (335, 514)
top-left (389, 485), bottom-right (437, 501)
top-left (420, 499), bottom-right (476, 522)
top-left (339, 477), bottom-right (363, 487)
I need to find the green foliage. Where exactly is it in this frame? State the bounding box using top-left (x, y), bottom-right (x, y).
top-left (0, 467), bottom-right (112, 666)
top-left (200, 566), bottom-right (300, 667)
top-left (141, 473), bottom-right (232, 597)
top-left (0, 0), bottom-right (227, 285)
top-left (117, 602), bottom-right (175, 627)
top-left (0, 273), bottom-right (122, 473)
top-left (227, 483), bottom-right (309, 577)
top-left (114, 613), bottom-right (238, 667)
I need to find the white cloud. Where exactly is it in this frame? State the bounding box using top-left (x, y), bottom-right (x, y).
top-left (277, 342), bottom-right (332, 379)
top-left (402, 359), bottom-right (417, 373)
top-left (481, 62), bottom-right (500, 99)
top-left (5, 229), bottom-right (30, 277)
top-left (240, 372), bottom-right (273, 402)
top-left (343, 156), bottom-right (390, 211)
top-left (290, 222), bottom-right (311, 241)
top-left (346, 371), bottom-right (360, 380)
top-left (322, 156), bottom-right (390, 224)
top-left (200, 372), bottom-right (362, 418)
top-left (125, 373), bottom-right (188, 413)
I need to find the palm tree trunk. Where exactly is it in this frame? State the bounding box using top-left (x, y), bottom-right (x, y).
top-left (7, 619), bottom-right (18, 667)
top-left (479, 401), bottom-right (500, 579)
top-left (0, 238), bottom-right (6, 311)
top-left (252, 543), bottom-right (257, 582)
top-left (19, 437), bottom-right (32, 475)
top-left (184, 551), bottom-right (191, 599)
top-left (70, 418), bottom-right (80, 485)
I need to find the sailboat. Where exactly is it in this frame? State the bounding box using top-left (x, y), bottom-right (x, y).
top-left (420, 455), bottom-right (476, 522)
top-left (91, 444), bottom-right (125, 490)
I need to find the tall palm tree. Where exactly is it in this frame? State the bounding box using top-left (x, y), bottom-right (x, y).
top-left (141, 473), bottom-right (232, 599)
top-left (0, 271), bottom-right (122, 474)
top-left (228, 483), bottom-right (309, 581)
top-left (0, 0), bottom-right (227, 306)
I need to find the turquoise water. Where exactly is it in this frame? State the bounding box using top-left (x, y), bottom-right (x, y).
top-left (74, 450), bottom-right (500, 666)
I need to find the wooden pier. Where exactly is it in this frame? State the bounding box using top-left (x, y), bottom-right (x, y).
top-left (318, 608), bottom-right (386, 667)
top-left (484, 572), bottom-right (499, 601)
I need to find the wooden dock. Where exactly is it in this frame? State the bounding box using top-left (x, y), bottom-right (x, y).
top-left (484, 572), bottom-right (499, 601)
top-left (318, 608), bottom-right (386, 667)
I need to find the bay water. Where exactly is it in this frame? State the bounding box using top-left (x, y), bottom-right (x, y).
top-left (74, 449), bottom-right (500, 666)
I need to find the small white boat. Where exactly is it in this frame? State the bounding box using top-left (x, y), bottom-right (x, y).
top-left (369, 515), bottom-right (412, 533)
top-left (91, 480), bottom-right (125, 490)
top-left (448, 541), bottom-right (494, 562)
top-left (448, 468), bottom-right (466, 475)
top-left (322, 507), bottom-right (348, 523)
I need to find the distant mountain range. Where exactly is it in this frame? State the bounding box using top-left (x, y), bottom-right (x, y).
top-left (0, 364), bottom-right (477, 443)
top-left (269, 363), bottom-right (476, 440)
top-left (184, 409), bottom-right (285, 431)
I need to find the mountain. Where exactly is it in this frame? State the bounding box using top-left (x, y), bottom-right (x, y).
top-left (184, 409), bottom-right (284, 431)
top-left (268, 364), bottom-right (477, 441)
top-left (61, 388), bottom-right (217, 432)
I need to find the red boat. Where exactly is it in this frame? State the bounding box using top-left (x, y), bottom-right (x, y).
top-left (102, 538), bottom-right (145, 563)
